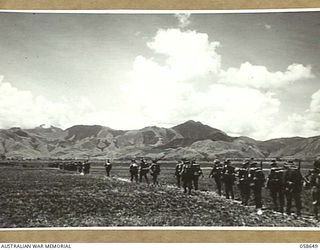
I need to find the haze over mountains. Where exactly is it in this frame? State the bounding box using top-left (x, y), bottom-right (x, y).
top-left (0, 120), bottom-right (319, 160)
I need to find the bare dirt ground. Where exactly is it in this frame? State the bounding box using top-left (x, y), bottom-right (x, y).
top-left (0, 163), bottom-right (319, 228)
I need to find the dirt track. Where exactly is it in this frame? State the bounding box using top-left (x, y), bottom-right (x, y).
top-left (1, 166), bottom-right (319, 228)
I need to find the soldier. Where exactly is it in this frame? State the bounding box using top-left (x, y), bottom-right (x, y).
top-left (150, 160), bottom-right (161, 185)
top-left (77, 161), bottom-right (84, 174)
top-left (314, 158), bottom-right (320, 173)
top-left (175, 160), bottom-right (183, 188)
top-left (191, 160), bottom-right (203, 191)
top-left (306, 160), bottom-right (320, 220)
top-left (83, 160), bottom-right (91, 174)
top-left (59, 162), bottom-right (64, 170)
top-left (181, 160), bottom-right (194, 195)
top-left (221, 159), bottom-right (236, 199)
top-left (266, 160), bottom-right (285, 212)
top-left (129, 159), bottom-right (139, 182)
top-left (283, 161), bottom-right (303, 216)
top-left (249, 163), bottom-right (265, 210)
top-left (237, 160), bottom-right (251, 205)
top-left (76, 161), bottom-right (82, 172)
top-left (104, 159), bottom-right (112, 177)
top-left (139, 158), bottom-right (149, 184)
top-left (209, 159), bottom-right (223, 196)
top-left (306, 169), bottom-right (320, 220)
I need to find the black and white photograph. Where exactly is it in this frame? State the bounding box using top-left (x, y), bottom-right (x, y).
top-left (1, 10), bottom-right (320, 228)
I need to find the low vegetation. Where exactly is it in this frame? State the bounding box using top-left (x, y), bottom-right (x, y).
top-left (0, 163), bottom-right (319, 228)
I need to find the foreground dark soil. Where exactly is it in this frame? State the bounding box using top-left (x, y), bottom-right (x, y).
top-left (0, 165), bottom-right (319, 227)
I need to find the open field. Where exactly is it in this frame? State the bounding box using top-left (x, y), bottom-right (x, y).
top-left (92, 161), bottom-right (316, 216)
top-left (0, 162), bottom-right (319, 228)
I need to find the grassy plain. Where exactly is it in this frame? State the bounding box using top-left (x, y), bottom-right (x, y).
top-left (0, 161), bottom-right (318, 228)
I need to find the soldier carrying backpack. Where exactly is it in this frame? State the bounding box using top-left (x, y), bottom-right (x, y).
top-left (129, 159), bottom-right (139, 183)
top-left (175, 160), bottom-right (184, 188)
top-left (283, 161), bottom-right (303, 216)
top-left (266, 161), bottom-right (285, 213)
top-left (83, 160), bottom-right (91, 174)
top-left (307, 160), bottom-right (320, 220)
top-left (237, 161), bottom-right (251, 206)
top-left (150, 160), bottom-right (161, 185)
top-left (191, 160), bottom-right (203, 191)
top-left (104, 159), bottom-right (112, 177)
top-left (249, 163), bottom-right (265, 210)
top-left (139, 158), bottom-right (150, 184)
top-left (209, 159), bottom-right (224, 196)
top-left (181, 160), bottom-right (194, 195)
top-left (221, 159), bottom-right (236, 199)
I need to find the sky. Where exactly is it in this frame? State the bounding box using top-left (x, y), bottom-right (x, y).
top-left (0, 11), bottom-right (319, 140)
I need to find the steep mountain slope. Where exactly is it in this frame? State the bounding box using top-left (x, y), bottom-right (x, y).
top-left (26, 126), bottom-right (66, 140)
top-left (164, 120), bottom-right (233, 148)
top-left (188, 138), bottom-right (265, 159)
top-left (259, 136), bottom-right (320, 159)
top-left (0, 121), bottom-right (320, 160)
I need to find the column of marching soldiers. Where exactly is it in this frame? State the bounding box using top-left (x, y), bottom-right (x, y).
top-left (56, 157), bottom-right (320, 220)
top-left (127, 157), bottom-right (320, 220)
top-left (127, 159), bottom-right (320, 219)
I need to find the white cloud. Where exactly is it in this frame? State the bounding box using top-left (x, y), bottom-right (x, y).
top-left (0, 25), bottom-right (316, 140)
top-left (122, 55), bottom-right (195, 126)
top-left (219, 62), bottom-right (314, 89)
top-left (300, 89), bottom-right (320, 134)
top-left (121, 28), bottom-right (283, 139)
top-left (0, 76), bottom-right (107, 129)
top-left (269, 89), bottom-right (320, 139)
top-left (123, 60), bottom-right (281, 139)
top-left (309, 89), bottom-right (320, 113)
top-left (147, 29), bottom-right (313, 90)
top-left (119, 29), bottom-right (222, 128)
top-left (122, 27), bottom-right (315, 139)
top-left (175, 13), bottom-right (191, 28)
top-left (269, 114), bottom-right (309, 139)
top-left (147, 28), bottom-right (221, 81)
top-left (194, 85), bottom-right (281, 139)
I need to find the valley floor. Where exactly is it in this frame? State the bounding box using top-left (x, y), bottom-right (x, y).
top-left (0, 165), bottom-right (319, 228)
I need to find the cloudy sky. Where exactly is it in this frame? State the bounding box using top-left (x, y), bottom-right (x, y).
top-left (0, 11), bottom-right (319, 140)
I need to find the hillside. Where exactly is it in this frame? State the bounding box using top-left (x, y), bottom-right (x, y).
top-left (0, 121), bottom-right (320, 160)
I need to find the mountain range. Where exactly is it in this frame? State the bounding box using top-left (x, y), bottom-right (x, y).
top-left (0, 120), bottom-right (319, 160)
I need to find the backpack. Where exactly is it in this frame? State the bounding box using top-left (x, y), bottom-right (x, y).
top-left (238, 168), bottom-right (250, 186)
top-left (310, 172), bottom-right (320, 188)
top-left (84, 163), bottom-right (90, 174)
top-left (175, 163), bottom-right (183, 176)
top-left (223, 166), bottom-right (235, 183)
top-left (151, 163), bottom-right (160, 175)
top-left (140, 162), bottom-right (149, 174)
top-left (130, 163), bottom-right (138, 173)
top-left (267, 169), bottom-right (284, 190)
top-left (192, 164), bottom-right (202, 176)
top-left (210, 165), bottom-right (223, 178)
top-left (181, 163), bottom-right (193, 176)
top-left (249, 168), bottom-right (265, 189)
top-left (105, 163), bottom-right (112, 169)
top-left (284, 168), bottom-right (303, 193)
